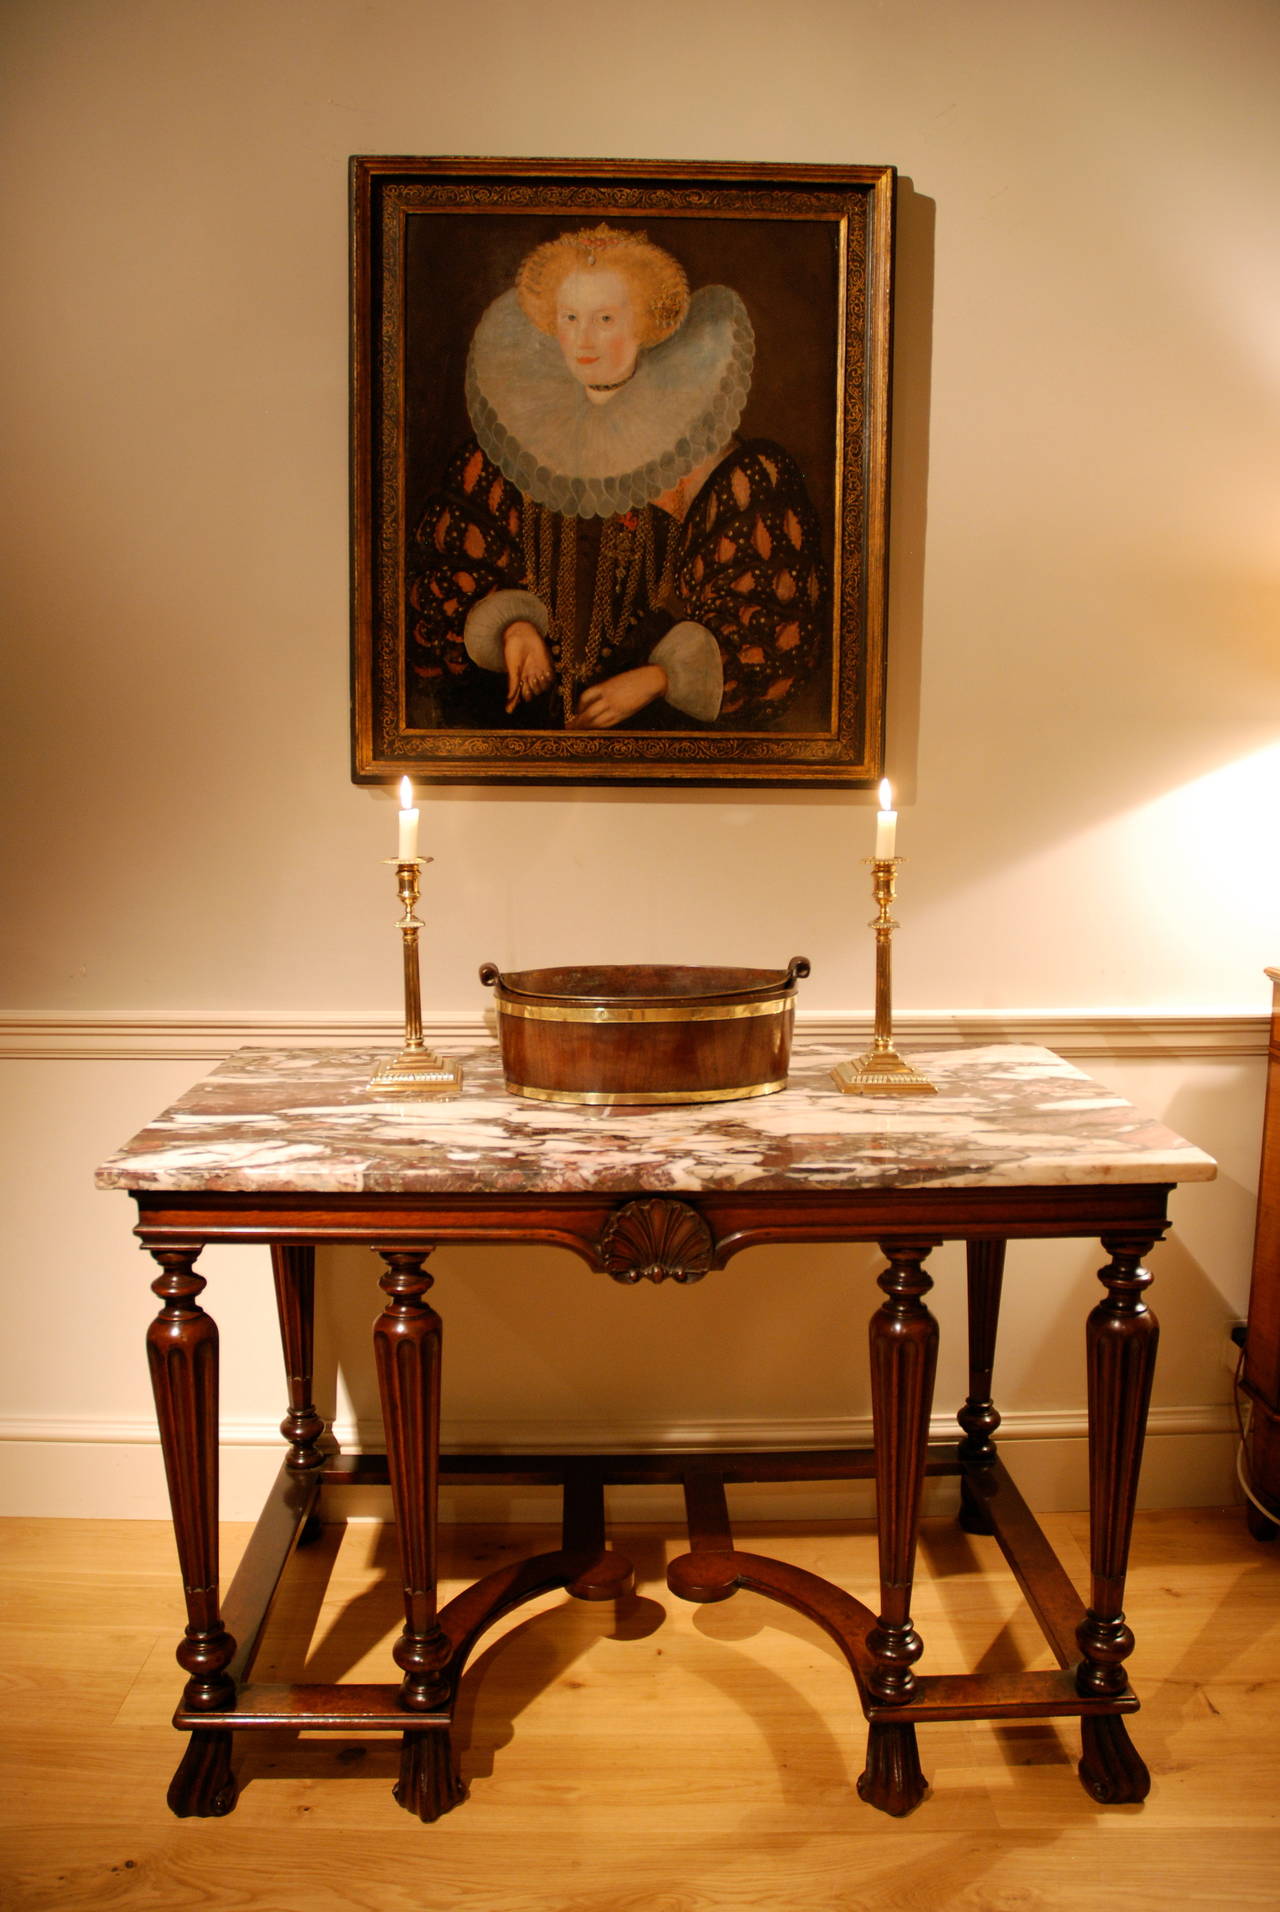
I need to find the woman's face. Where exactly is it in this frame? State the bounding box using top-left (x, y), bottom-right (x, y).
top-left (554, 268), bottom-right (640, 392)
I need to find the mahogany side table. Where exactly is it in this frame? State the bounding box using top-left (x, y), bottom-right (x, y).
top-left (96, 1038), bottom-right (1215, 1821)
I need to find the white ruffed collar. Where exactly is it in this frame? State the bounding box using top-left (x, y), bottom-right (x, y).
top-left (465, 284), bottom-right (754, 518)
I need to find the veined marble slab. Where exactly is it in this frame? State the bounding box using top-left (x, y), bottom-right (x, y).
top-left (95, 1041), bottom-right (1216, 1196)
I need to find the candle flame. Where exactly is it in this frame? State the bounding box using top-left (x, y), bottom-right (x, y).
top-left (399, 776), bottom-right (414, 810)
top-left (878, 778), bottom-right (893, 810)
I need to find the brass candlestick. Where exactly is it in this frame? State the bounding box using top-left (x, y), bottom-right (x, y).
top-left (831, 857), bottom-right (937, 1096)
top-left (368, 858), bottom-right (463, 1096)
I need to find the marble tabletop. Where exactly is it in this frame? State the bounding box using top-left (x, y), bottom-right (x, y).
top-left (95, 1040), bottom-right (1216, 1198)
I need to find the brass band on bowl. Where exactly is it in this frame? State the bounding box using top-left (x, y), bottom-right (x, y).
top-left (505, 1078), bottom-right (789, 1106)
top-left (496, 997), bottom-right (793, 1026)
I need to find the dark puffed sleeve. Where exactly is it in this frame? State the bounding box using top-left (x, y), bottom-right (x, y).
top-left (407, 442), bottom-right (526, 685)
top-left (675, 441), bottom-right (827, 726)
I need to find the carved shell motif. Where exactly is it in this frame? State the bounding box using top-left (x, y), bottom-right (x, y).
top-left (597, 1199), bottom-right (715, 1286)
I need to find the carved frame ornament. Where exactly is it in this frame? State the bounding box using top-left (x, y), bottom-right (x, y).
top-left (351, 156), bottom-right (895, 788)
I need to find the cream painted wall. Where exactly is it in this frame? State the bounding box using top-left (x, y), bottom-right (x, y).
top-left (2, 0), bottom-right (1278, 1518)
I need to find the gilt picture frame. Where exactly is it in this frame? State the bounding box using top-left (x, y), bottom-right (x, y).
top-left (350, 156), bottom-right (895, 787)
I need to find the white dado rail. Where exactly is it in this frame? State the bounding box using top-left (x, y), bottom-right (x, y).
top-left (0, 1007), bottom-right (1267, 1062)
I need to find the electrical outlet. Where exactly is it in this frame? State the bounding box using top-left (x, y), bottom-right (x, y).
top-left (1224, 1319), bottom-right (1248, 1376)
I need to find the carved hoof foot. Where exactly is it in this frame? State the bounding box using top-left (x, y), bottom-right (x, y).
top-left (167, 1728), bottom-right (237, 1818)
top-left (1078, 1715), bottom-right (1150, 1804)
top-left (395, 1730), bottom-right (467, 1822)
top-left (856, 1722), bottom-right (928, 1817)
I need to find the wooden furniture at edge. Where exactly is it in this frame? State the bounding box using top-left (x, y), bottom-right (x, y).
top-left (98, 1042), bottom-right (1212, 1825)
top-left (1243, 968), bottom-right (1280, 1538)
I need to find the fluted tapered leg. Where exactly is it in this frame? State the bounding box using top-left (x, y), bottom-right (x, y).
top-left (858, 1239), bottom-right (939, 1816)
top-left (372, 1249), bottom-right (465, 1820)
top-left (146, 1248), bottom-right (237, 1816)
top-left (1076, 1231), bottom-right (1160, 1803)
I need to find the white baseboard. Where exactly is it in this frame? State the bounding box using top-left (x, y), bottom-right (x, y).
top-left (0, 1408), bottom-right (1241, 1522)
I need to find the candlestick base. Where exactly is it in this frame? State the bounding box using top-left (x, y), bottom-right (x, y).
top-left (367, 1049), bottom-right (463, 1097)
top-left (830, 1047), bottom-right (937, 1096)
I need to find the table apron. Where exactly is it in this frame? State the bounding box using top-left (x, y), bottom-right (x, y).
top-left (130, 1183), bottom-right (1174, 1260)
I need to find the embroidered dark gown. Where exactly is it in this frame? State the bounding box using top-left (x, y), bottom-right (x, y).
top-left (408, 435), bottom-right (829, 731)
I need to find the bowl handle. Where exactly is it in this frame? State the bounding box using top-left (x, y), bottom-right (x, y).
top-left (478, 962), bottom-right (501, 988)
top-left (786, 955), bottom-right (812, 987)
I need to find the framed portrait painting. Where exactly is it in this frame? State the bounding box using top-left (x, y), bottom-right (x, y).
top-left (350, 157), bottom-right (895, 787)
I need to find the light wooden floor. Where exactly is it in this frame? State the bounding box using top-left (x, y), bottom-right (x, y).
top-left (3, 1505), bottom-right (1279, 1910)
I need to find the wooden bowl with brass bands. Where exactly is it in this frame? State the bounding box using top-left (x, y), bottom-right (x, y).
top-left (479, 959), bottom-right (811, 1108)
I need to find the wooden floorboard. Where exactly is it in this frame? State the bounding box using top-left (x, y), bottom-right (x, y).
top-left (2, 1507), bottom-right (1279, 1909)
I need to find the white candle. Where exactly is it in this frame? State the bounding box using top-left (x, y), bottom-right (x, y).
top-left (397, 776), bottom-right (420, 862)
top-left (874, 778), bottom-right (897, 859)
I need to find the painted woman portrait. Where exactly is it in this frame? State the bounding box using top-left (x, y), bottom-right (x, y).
top-left (407, 224), bottom-right (829, 733)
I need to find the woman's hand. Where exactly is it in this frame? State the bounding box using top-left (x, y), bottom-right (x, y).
top-left (502, 621), bottom-right (555, 712)
top-left (567, 665), bottom-right (668, 730)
